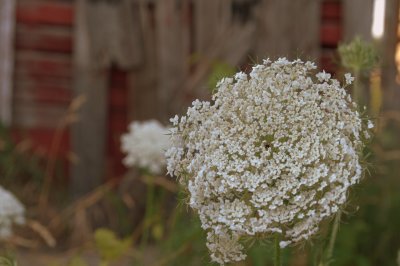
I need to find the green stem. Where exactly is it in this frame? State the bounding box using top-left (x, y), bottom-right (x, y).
top-left (139, 176), bottom-right (156, 255)
top-left (274, 234), bottom-right (281, 266)
top-left (326, 210), bottom-right (342, 265)
top-left (353, 70), bottom-right (364, 108)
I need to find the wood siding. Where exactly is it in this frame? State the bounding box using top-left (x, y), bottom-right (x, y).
top-left (9, 0), bottom-right (345, 183)
top-left (0, 0), bottom-right (16, 125)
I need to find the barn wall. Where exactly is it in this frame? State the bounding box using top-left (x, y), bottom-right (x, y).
top-left (10, 0), bottom-right (343, 178)
top-left (11, 0), bottom-right (73, 160)
top-left (14, 0), bottom-right (73, 129)
top-left (12, 0), bottom-right (128, 177)
top-left (0, 0), bottom-right (16, 125)
top-left (320, 0), bottom-right (342, 73)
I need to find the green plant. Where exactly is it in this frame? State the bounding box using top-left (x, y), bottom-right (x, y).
top-left (207, 60), bottom-right (236, 91)
top-left (0, 123), bottom-right (44, 185)
top-left (67, 257), bottom-right (89, 266)
top-left (338, 37), bottom-right (379, 108)
top-left (0, 254), bottom-right (17, 266)
top-left (94, 228), bottom-right (131, 266)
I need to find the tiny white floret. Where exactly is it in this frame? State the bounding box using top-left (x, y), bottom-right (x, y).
top-left (345, 73), bottom-right (355, 85)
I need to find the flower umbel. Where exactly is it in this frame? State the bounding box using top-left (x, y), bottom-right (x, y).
top-left (166, 58), bottom-right (372, 264)
top-left (121, 120), bottom-right (170, 175)
top-left (0, 186), bottom-right (25, 239)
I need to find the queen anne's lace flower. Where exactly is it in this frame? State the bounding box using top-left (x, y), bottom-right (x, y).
top-left (166, 58), bottom-right (373, 265)
top-left (121, 120), bottom-right (170, 175)
top-left (0, 186), bottom-right (25, 239)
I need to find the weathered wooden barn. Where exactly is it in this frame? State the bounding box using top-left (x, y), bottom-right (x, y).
top-left (0, 0), bottom-right (398, 196)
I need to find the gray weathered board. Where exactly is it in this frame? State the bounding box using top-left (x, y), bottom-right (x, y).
top-left (381, 0), bottom-right (400, 110)
top-left (0, 0), bottom-right (16, 125)
top-left (71, 0), bottom-right (337, 197)
top-left (71, 0), bottom-right (143, 197)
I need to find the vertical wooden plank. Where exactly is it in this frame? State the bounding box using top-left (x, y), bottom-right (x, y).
top-left (86, 0), bottom-right (143, 69)
top-left (0, 0), bottom-right (16, 125)
top-left (343, 0), bottom-right (374, 41)
top-left (194, 0), bottom-right (232, 54)
top-left (254, 0), bottom-right (320, 60)
top-left (72, 0), bottom-right (144, 196)
top-left (185, 0), bottom-right (255, 99)
top-left (156, 0), bottom-right (190, 120)
top-left (71, 0), bottom-right (108, 198)
top-left (343, 0), bottom-right (374, 108)
top-left (382, 0), bottom-right (400, 110)
top-left (127, 1), bottom-right (159, 121)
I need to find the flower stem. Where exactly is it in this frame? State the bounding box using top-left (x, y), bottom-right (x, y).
top-left (274, 234), bottom-right (281, 266)
top-left (353, 70), bottom-right (364, 108)
top-left (139, 176), bottom-right (155, 257)
top-left (326, 210), bottom-right (342, 265)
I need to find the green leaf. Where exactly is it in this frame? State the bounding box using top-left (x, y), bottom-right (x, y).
top-left (67, 256), bottom-right (88, 266)
top-left (94, 228), bottom-right (132, 262)
top-left (0, 256), bottom-right (17, 266)
top-left (207, 61), bottom-right (236, 91)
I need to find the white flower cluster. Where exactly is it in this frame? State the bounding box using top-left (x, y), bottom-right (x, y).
top-left (0, 186), bottom-right (25, 239)
top-left (121, 120), bottom-right (170, 175)
top-left (166, 58), bottom-right (372, 265)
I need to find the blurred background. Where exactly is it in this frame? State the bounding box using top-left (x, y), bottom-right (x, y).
top-left (0, 0), bottom-right (399, 265)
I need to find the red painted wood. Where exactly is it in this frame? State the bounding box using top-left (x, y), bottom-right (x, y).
top-left (322, 1), bottom-right (341, 20)
top-left (15, 54), bottom-right (72, 79)
top-left (109, 114), bottom-right (127, 132)
top-left (12, 128), bottom-right (70, 157)
top-left (110, 69), bottom-right (127, 87)
top-left (11, 0), bottom-right (345, 179)
top-left (320, 22), bottom-right (342, 47)
top-left (16, 2), bottom-right (74, 26)
top-left (109, 88), bottom-right (128, 109)
top-left (13, 102), bottom-right (69, 129)
top-left (320, 1), bottom-right (342, 72)
top-left (107, 68), bottom-right (128, 178)
top-left (15, 26), bottom-right (73, 53)
top-left (14, 82), bottom-right (72, 104)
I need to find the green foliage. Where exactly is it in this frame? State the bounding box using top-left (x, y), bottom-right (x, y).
top-left (67, 257), bottom-right (89, 266)
top-left (207, 60), bottom-right (236, 91)
top-left (338, 37), bottom-right (379, 73)
top-left (190, 53), bottom-right (237, 92)
top-left (160, 207), bottom-right (213, 266)
top-left (94, 228), bottom-right (131, 264)
top-left (160, 205), bottom-right (292, 266)
top-left (104, 191), bottom-right (134, 235)
top-left (331, 123), bottom-right (400, 266)
top-left (246, 239), bottom-right (292, 266)
top-left (339, 37), bottom-right (379, 111)
top-left (0, 255), bottom-right (17, 266)
top-left (0, 123), bottom-right (44, 185)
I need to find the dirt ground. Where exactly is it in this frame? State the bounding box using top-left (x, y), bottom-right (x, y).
top-left (15, 247), bottom-right (159, 266)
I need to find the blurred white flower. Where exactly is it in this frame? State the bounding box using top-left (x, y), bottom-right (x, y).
top-left (0, 186), bottom-right (25, 239)
top-left (121, 120), bottom-right (170, 175)
top-left (166, 58), bottom-right (372, 264)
